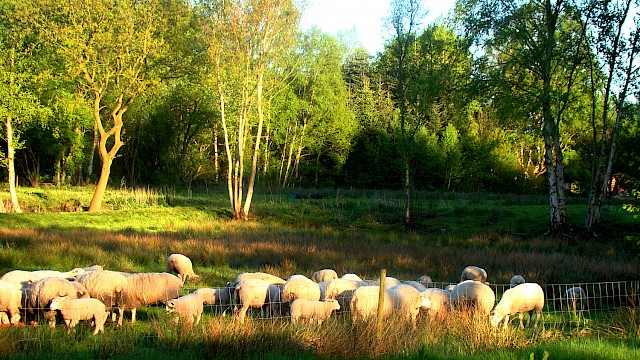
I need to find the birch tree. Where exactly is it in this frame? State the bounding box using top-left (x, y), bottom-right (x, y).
top-left (205, 0), bottom-right (299, 220)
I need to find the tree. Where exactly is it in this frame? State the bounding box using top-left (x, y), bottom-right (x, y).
top-left (26, 0), bottom-right (171, 211)
top-left (585, 0), bottom-right (639, 231)
top-left (456, 0), bottom-right (593, 232)
top-left (205, 0), bottom-right (300, 220)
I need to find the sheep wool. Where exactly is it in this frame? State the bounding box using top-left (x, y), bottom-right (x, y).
top-left (76, 270), bottom-right (128, 309)
top-left (27, 277), bottom-right (89, 327)
top-left (234, 278), bottom-right (272, 324)
top-left (350, 286), bottom-right (393, 322)
top-left (311, 269), bottom-right (339, 283)
top-left (166, 254), bottom-right (199, 284)
top-left (388, 284), bottom-right (431, 324)
top-left (0, 280), bottom-right (22, 325)
top-left (282, 276), bottom-right (321, 303)
top-left (509, 275), bottom-right (526, 288)
top-left (166, 293), bottom-right (204, 325)
top-left (449, 280), bottom-right (496, 316)
top-left (117, 272), bottom-right (182, 326)
top-left (460, 266), bottom-right (488, 283)
top-left (290, 299), bottom-right (340, 325)
top-left (235, 272), bottom-right (286, 285)
top-left (421, 288), bottom-right (450, 320)
top-left (403, 280), bottom-right (427, 292)
top-left (490, 283), bottom-right (544, 329)
top-left (49, 296), bottom-right (109, 335)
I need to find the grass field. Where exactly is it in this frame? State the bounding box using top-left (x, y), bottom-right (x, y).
top-left (0, 185), bottom-right (639, 359)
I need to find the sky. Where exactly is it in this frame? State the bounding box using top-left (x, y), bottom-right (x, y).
top-left (299, 0), bottom-right (457, 55)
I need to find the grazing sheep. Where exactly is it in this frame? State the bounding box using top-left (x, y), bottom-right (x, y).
top-left (311, 269), bottom-right (339, 283)
top-left (290, 299), bottom-right (340, 325)
top-left (563, 287), bottom-right (587, 313)
top-left (490, 283), bottom-right (544, 329)
top-left (340, 273), bottom-right (363, 282)
top-left (27, 277), bottom-right (89, 327)
top-left (233, 278), bottom-right (272, 324)
top-left (421, 288), bottom-right (450, 320)
top-left (166, 254), bottom-right (199, 284)
top-left (449, 280), bottom-right (496, 316)
top-left (235, 272), bottom-right (286, 286)
top-left (165, 293), bottom-right (204, 325)
top-left (49, 296), bottom-right (109, 335)
top-left (373, 276), bottom-right (402, 289)
top-left (418, 275), bottom-right (433, 288)
top-left (510, 275), bottom-right (526, 288)
top-left (324, 278), bottom-right (362, 312)
top-left (0, 280), bottom-right (22, 325)
top-left (117, 272), bottom-right (182, 326)
top-left (460, 266), bottom-right (488, 283)
top-left (282, 275), bottom-right (321, 303)
top-left (75, 270), bottom-right (127, 311)
top-left (403, 280), bottom-right (427, 292)
top-left (350, 286), bottom-right (393, 322)
top-left (388, 284), bottom-right (431, 324)
top-left (194, 287), bottom-right (233, 314)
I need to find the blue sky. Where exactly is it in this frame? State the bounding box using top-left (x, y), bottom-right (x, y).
top-left (299, 0), bottom-right (456, 54)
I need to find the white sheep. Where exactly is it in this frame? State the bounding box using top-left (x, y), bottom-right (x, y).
top-left (562, 287), bottom-right (587, 313)
top-left (311, 269), bottom-right (339, 283)
top-left (290, 299), bottom-right (340, 325)
top-left (490, 283), bottom-right (544, 329)
top-left (449, 280), bottom-right (496, 316)
top-left (75, 270), bottom-right (128, 311)
top-left (49, 296), bottom-right (109, 335)
top-left (27, 277), bottom-right (89, 327)
top-left (282, 275), bottom-right (321, 303)
top-left (194, 287), bottom-right (233, 314)
top-left (403, 280), bottom-right (427, 292)
top-left (324, 278), bottom-right (362, 312)
top-left (233, 278), bottom-right (273, 323)
top-left (234, 272), bottom-right (286, 285)
top-left (165, 293), bottom-right (204, 325)
top-left (373, 276), bottom-right (402, 289)
top-left (340, 273), bottom-right (363, 282)
top-left (421, 288), bottom-right (450, 320)
top-left (418, 275), bottom-right (433, 288)
top-left (166, 254), bottom-right (199, 284)
top-left (460, 266), bottom-right (488, 283)
top-left (350, 286), bottom-right (393, 322)
top-left (117, 272), bottom-right (182, 326)
top-left (1, 266), bottom-right (99, 290)
top-left (0, 280), bottom-right (22, 325)
top-left (388, 284), bottom-right (431, 324)
top-left (510, 275), bottom-right (526, 288)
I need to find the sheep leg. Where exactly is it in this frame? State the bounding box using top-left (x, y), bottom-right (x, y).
top-left (130, 308), bottom-right (137, 323)
top-left (533, 311), bottom-right (541, 328)
top-left (502, 314), bottom-right (510, 329)
top-left (64, 319), bottom-right (73, 334)
top-left (117, 308), bottom-right (124, 326)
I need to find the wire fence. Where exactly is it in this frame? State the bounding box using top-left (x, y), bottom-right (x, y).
top-left (7, 280), bottom-right (639, 331)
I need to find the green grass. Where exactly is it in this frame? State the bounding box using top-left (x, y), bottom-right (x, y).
top-left (0, 186), bottom-right (639, 359)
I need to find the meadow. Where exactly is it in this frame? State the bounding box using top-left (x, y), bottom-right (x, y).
top-left (0, 185), bottom-right (639, 359)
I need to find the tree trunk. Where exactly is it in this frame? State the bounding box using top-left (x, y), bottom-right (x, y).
top-left (86, 118), bottom-right (99, 184)
top-left (5, 116), bottom-right (22, 213)
top-left (242, 71), bottom-right (266, 219)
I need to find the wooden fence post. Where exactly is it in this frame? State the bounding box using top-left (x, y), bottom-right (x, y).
top-left (377, 268), bottom-right (386, 341)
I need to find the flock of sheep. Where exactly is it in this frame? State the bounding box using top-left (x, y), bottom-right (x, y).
top-left (0, 254), bottom-right (588, 335)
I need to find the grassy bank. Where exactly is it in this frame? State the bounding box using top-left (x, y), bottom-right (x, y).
top-left (0, 186), bottom-right (639, 359)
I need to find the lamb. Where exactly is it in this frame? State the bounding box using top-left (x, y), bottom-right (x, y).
top-left (282, 275), bottom-right (321, 303)
top-left (421, 288), bottom-right (450, 320)
top-left (449, 280), bottom-right (496, 316)
top-left (290, 299), bottom-right (340, 325)
top-left (27, 277), bottom-right (89, 327)
top-left (165, 293), bottom-right (204, 325)
top-left (233, 278), bottom-right (275, 323)
top-left (388, 284), bottom-right (431, 324)
top-left (166, 253), bottom-right (199, 285)
top-left (49, 296), bottom-right (109, 335)
top-left (0, 280), bottom-right (22, 325)
top-left (510, 275), bottom-right (526, 288)
top-left (460, 266), bottom-right (488, 283)
top-left (562, 287), bottom-right (587, 313)
top-left (350, 285), bottom-right (393, 322)
top-left (194, 287), bottom-right (233, 314)
top-left (311, 269), bottom-right (339, 283)
top-left (490, 283), bottom-right (544, 329)
top-left (117, 272), bottom-right (182, 326)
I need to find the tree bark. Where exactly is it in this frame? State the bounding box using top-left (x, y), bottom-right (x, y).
top-left (5, 116), bottom-right (22, 213)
